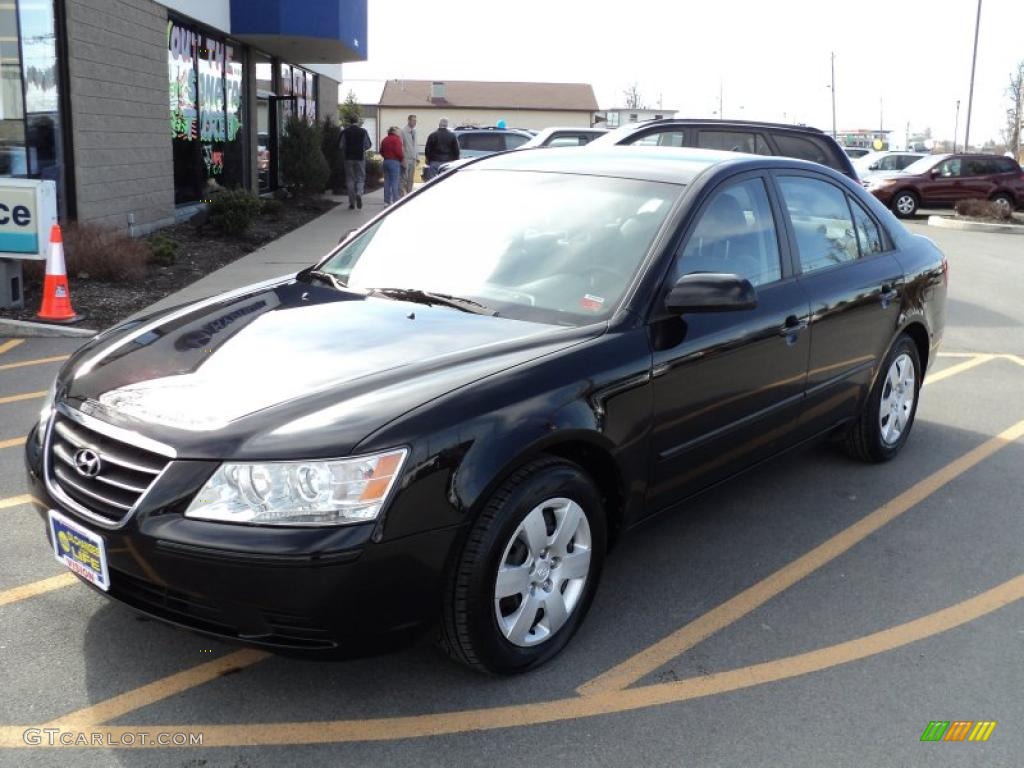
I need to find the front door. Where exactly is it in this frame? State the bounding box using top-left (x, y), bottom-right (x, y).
top-left (922, 157), bottom-right (962, 205)
top-left (647, 174), bottom-right (811, 513)
top-left (773, 173), bottom-right (905, 435)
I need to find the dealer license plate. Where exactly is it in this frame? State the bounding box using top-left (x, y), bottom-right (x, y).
top-left (48, 509), bottom-right (110, 591)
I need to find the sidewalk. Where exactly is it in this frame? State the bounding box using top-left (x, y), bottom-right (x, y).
top-left (135, 187), bottom-right (387, 318)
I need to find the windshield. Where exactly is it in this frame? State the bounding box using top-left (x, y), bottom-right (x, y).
top-left (318, 169), bottom-right (680, 325)
top-left (901, 156), bottom-right (942, 175)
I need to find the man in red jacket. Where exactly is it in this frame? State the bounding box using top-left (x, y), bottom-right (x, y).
top-left (380, 126), bottom-right (405, 205)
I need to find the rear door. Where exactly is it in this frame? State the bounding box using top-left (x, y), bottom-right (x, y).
top-left (773, 172), bottom-right (904, 435)
top-left (646, 173), bottom-right (811, 512)
top-left (959, 157), bottom-right (998, 198)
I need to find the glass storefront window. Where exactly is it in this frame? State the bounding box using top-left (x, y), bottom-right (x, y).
top-left (168, 18), bottom-right (245, 204)
top-left (0, 3), bottom-right (28, 175)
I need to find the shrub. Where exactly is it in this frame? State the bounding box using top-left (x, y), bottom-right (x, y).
top-left (209, 188), bottom-right (264, 235)
top-left (954, 198), bottom-right (1012, 221)
top-left (147, 233), bottom-right (179, 267)
top-left (320, 117), bottom-right (346, 194)
top-left (280, 114), bottom-right (329, 196)
top-left (44, 222), bottom-right (150, 283)
top-left (260, 197), bottom-right (285, 218)
top-left (365, 150), bottom-right (383, 185)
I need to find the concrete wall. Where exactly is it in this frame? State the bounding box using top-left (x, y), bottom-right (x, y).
top-left (318, 74), bottom-right (339, 125)
top-left (65, 0), bottom-right (176, 234)
top-left (379, 108), bottom-right (594, 153)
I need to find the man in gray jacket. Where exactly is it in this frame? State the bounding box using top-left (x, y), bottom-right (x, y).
top-left (399, 114), bottom-right (417, 197)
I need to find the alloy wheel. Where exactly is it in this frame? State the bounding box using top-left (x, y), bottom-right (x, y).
top-left (895, 194), bottom-right (916, 216)
top-left (879, 352), bottom-right (916, 445)
top-left (493, 497), bottom-right (592, 647)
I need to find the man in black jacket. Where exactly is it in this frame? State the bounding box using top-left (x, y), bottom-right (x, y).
top-left (340, 115), bottom-right (371, 209)
top-left (423, 118), bottom-right (459, 180)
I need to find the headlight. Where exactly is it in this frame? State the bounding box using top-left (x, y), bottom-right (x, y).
top-left (184, 449), bottom-right (408, 526)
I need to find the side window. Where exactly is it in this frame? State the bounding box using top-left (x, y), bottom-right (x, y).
top-left (459, 133), bottom-right (505, 152)
top-left (777, 176), bottom-right (859, 274)
top-left (772, 134), bottom-right (829, 165)
top-left (698, 130), bottom-right (757, 154)
top-left (878, 155), bottom-right (901, 170)
top-left (996, 157), bottom-right (1019, 173)
top-left (504, 133), bottom-right (529, 150)
top-left (895, 155), bottom-right (919, 170)
top-left (546, 135), bottom-right (583, 147)
top-left (628, 129), bottom-right (685, 147)
top-left (848, 196), bottom-right (884, 256)
top-left (673, 177), bottom-right (782, 287)
top-left (939, 158), bottom-right (961, 177)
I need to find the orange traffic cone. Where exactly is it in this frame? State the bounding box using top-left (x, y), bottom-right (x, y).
top-left (36, 224), bottom-right (79, 323)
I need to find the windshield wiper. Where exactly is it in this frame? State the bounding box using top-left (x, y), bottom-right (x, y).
top-left (300, 268), bottom-right (347, 291)
top-left (366, 287), bottom-right (497, 315)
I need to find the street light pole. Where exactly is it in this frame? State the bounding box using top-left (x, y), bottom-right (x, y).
top-left (953, 99), bottom-right (960, 153)
top-left (830, 52), bottom-right (837, 139)
top-left (963, 0), bottom-right (982, 151)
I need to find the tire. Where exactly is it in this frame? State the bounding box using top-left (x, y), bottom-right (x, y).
top-left (891, 191), bottom-right (919, 218)
top-left (439, 457), bottom-right (607, 674)
top-left (991, 193), bottom-right (1014, 214)
top-left (844, 334), bottom-right (922, 462)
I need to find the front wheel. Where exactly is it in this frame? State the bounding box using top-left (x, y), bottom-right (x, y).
top-left (891, 191), bottom-right (919, 218)
top-left (844, 334), bottom-right (922, 462)
top-left (439, 457), bottom-right (606, 674)
top-left (991, 193), bottom-right (1014, 215)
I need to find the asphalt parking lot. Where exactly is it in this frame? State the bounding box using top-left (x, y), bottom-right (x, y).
top-left (1, 219), bottom-right (1022, 767)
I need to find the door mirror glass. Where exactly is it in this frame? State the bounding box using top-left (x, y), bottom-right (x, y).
top-left (929, 167), bottom-right (941, 178)
top-left (665, 273), bottom-right (757, 314)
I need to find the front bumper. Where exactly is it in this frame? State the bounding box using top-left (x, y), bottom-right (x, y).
top-left (25, 425), bottom-right (461, 656)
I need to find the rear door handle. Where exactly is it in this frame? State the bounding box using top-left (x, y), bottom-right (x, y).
top-left (880, 283), bottom-right (899, 304)
top-left (778, 315), bottom-right (809, 338)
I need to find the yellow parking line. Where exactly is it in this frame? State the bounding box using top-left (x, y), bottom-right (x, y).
top-left (47, 649), bottom-right (271, 728)
top-left (0, 355), bottom-right (68, 372)
top-left (8, 572), bottom-right (1023, 749)
top-left (0, 390), bottom-right (46, 405)
top-left (0, 436), bottom-right (26, 450)
top-left (924, 354), bottom-right (995, 386)
top-left (0, 339), bottom-right (24, 355)
top-left (0, 573), bottom-right (78, 608)
top-left (576, 416), bottom-right (1024, 696)
top-left (0, 494), bottom-right (41, 510)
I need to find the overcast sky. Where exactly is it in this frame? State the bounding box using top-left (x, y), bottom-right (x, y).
top-left (340, 0), bottom-right (1023, 145)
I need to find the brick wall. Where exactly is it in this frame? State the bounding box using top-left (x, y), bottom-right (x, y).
top-left (64, 0), bottom-right (175, 234)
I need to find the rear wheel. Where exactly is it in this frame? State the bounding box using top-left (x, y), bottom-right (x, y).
top-left (845, 334), bottom-right (921, 462)
top-left (991, 193), bottom-right (1014, 215)
top-left (891, 191), bottom-right (918, 218)
top-left (439, 457), bottom-right (606, 674)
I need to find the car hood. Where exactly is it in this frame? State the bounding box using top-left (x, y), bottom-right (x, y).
top-left (61, 279), bottom-right (598, 460)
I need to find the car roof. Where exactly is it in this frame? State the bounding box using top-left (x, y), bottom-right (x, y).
top-left (463, 145), bottom-right (847, 185)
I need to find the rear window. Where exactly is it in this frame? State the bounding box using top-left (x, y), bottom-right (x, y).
top-left (995, 157), bottom-right (1019, 173)
top-left (628, 130), bottom-right (685, 147)
top-left (771, 133), bottom-right (831, 166)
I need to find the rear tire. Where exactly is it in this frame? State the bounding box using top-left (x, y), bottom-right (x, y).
top-left (845, 334), bottom-right (922, 462)
top-left (891, 191), bottom-right (918, 218)
top-left (991, 193), bottom-right (1014, 215)
top-left (439, 457), bottom-right (607, 674)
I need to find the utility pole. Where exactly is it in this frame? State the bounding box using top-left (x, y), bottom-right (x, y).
top-left (879, 96), bottom-right (884, 147)
top-left (830, 52), bottom-right (837, 139)
top-left (953, 99), bottom-right (960, 152)
top-left (719, 79), bottom-right (723, 120)
top-left (964, 0), bottom-right (982, 151)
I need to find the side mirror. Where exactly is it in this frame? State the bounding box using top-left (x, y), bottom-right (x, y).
top-left (665, 273), bottom-right (757, 314)
top-left (869, 162), bottom-right (880, 170)
top-left (929, 168), bottom-right (941, 178)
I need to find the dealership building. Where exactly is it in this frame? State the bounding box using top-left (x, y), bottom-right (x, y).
top-left (0, 0), bottom-right (367, 235)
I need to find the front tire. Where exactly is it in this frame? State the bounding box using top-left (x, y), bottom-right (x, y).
top-left (845, 334), bottom-right (922, 462)
top-left (991, 193), bottom-right (1014, 215)
top-left (891, 191), bottom-right (919, 218)
top-left (439, 457), bottom-right (607, 674)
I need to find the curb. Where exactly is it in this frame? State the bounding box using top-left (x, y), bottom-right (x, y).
top-left (927, 215), bottom-right (1024, 235)
top-left (0, 317), bottom-right (98, 339)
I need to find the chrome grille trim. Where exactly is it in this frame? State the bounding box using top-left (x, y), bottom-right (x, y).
top-left (43, 404), bottom-right (174, 530)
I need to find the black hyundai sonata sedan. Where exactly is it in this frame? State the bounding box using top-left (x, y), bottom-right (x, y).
top-left (26, 146), bottom-right (946, 674)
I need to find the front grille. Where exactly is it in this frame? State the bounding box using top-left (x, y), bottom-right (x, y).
top-left (47, 410), bottom-right (171, 526)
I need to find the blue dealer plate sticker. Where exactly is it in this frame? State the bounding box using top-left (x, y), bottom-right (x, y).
top-left (48, 510), bottom-right (110, 591)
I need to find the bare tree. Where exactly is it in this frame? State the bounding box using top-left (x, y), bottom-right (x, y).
top-left (623, 83), bottom-right (646, 110)
top-left (1004, 60), bottom-right (1024, 161)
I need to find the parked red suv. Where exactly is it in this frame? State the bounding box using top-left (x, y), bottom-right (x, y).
top-left (865, 153), bottom-right (1024, 218)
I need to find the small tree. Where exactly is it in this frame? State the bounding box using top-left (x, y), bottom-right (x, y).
top-left (339, 90), bottom-right (362, 126)
top-left (280, 114), bottom-right (329, 195)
